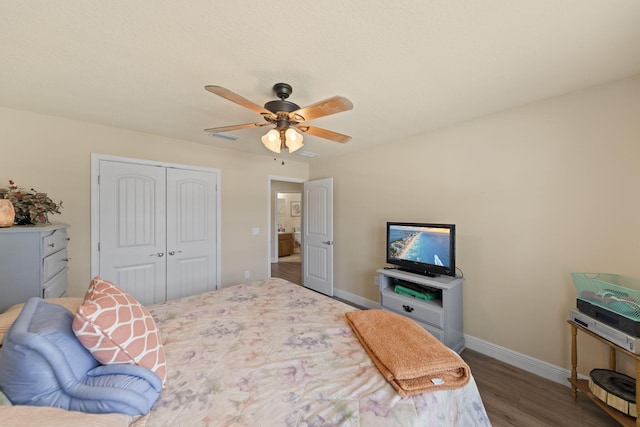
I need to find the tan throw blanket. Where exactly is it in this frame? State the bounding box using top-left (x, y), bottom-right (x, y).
top-left (345, 309), bottom-right (470, 397)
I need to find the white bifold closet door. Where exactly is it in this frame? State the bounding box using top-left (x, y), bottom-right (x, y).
top-left (98, 160), bottom-right (217, 305)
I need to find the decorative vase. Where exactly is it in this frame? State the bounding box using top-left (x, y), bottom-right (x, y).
top-left (13, 209), bottom-right (33, 226)
top-left (0, 199), bottom-right (16, 227)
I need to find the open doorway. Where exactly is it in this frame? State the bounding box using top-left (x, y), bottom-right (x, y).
top-left (269, 178), bottom-right (303, 285)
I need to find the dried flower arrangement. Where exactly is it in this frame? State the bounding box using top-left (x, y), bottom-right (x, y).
top-left (0, 180), bottom-right (63, 225)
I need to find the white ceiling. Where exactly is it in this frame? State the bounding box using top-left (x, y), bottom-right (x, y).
top-left (2, 1), bottom-right (640, 162)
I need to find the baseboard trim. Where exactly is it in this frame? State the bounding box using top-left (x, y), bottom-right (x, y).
top-left (464, 334), bottom-right (586, 386)
top-left (334, 288), bottom-right (379, 310)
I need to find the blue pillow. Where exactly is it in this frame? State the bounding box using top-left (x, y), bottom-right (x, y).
top-left (0, 298), bottom-right (162, 416)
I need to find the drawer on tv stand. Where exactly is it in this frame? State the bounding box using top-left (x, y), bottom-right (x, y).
top-left (382, 305), bottom-right (444, 342)
top-left (380, 287), bottom-right (444, 329)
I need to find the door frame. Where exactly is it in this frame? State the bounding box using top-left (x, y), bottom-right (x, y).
top-left (90, 153), bottom-right (222, 287)
top-left (267, 175), bottom-right (305, 277)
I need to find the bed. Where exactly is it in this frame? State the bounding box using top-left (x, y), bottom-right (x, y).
top-left (1, 277), bottom-right (491, 426)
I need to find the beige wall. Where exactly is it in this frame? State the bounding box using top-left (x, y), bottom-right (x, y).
top-left (0, 107), bottom-right (309, 297)
top-left (310, 74), bottom-right (640, 374)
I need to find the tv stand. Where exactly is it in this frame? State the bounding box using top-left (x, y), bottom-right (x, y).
top-left (377, 268), bottom-right (464, 353)
top-left (397, 267), bottom-right (438, 277)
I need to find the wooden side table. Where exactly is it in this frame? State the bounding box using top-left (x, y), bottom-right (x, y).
top-left (568, 320), bottom-right (640, 427)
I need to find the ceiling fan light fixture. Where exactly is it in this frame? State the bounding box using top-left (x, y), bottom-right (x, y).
top-left (205, 83), bottom-right (352, 157)
top-left (285, 128), bottom-right (304, 153)
top-left (261, 129), bottom-right (281, 153)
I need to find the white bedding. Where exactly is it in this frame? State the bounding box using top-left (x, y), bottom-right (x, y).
top-left (145, 278), bottom-right (491, 426)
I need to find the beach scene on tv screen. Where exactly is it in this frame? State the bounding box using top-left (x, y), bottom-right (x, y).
top-left (389, 225), bottom-right (451, 268)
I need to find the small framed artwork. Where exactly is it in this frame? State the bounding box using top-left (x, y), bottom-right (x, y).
top-left (290, 201), bottom-right (301, 217)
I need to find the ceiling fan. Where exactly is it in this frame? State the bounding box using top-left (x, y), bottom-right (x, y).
top-left (204, 83), bottom-right (353, 154)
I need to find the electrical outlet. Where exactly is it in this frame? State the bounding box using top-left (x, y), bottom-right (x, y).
top-left (374, 276), bottom-right (380, 286)
top-left (244, 270), bottom-right (250, 279)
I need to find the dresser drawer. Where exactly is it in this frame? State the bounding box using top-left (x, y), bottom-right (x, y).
top-left (415, 317), bottom-right (444, 342)
top-left (380, 287), bottom-right (444, 328)
top-left (43, 227), bottom-right (69, 257)
top-left (0, 224), bottom-right (69, 312)
top-left (43, 248), bottom-right (69, 283)
top-left (43, 268), bottom-right (68, 298)
top-left (381, 305), bottom-right (444, 341)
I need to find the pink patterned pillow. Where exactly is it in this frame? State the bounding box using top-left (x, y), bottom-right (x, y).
top-left (72, 277), bottom-right (167, 385)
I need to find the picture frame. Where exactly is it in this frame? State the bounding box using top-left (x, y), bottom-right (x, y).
top-left (290, 201), bottom-right (301, 217)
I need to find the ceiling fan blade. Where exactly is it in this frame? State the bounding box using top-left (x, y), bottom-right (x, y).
top-left (290, 96), bottom-right (353, 122)
top-left (295, 125), bottom-right (351, 143)
top-left (205, 85), bottom-right (276, 119)
top-left (204, 122), bottom-right (270, 133)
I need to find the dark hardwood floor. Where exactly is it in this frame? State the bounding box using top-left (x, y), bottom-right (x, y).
top-left (271, 260), bottom-right (302, 285)
top-left (461, 349), bottom-right (619, 427)
top-left (271, 263), bottom-right (619, 426)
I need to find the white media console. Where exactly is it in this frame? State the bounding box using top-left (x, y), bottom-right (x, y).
top-left (377, 268), bottom-right (465, 353)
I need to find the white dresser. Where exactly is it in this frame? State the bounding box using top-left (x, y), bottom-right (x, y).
top-left (0, 224), bottom-right (69, 312)
top-left (377, 268), bottom-right (465, 353)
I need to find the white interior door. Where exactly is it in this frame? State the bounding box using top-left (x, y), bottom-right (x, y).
top-left (302, 178), bottom-right (333, 296)
top-left (166, 168), bottom-right (218, 300)
top-left (98, 161), bottom-right (167, 305)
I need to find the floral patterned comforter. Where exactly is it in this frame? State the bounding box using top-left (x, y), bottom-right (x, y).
top-left (146, 278), bottom-right (491, 426)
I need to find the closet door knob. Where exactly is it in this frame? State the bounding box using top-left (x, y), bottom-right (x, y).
top-left (168, 250), bottom-right (183, 256)
top-left (150, 252), bottom-right (164, 257)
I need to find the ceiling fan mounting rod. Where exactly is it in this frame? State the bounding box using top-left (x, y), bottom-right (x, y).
top-left (273, 82), bottom-right (293, 100)
top-left (264, 83), bottom-right (300, 121)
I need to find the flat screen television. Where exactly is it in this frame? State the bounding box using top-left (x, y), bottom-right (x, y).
top-left (386, 222), bottom-right (456, 277)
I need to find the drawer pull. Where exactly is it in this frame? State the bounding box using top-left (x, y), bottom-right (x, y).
top-left (48, 243), bottom-right (55, 248)
top-left (402, 305), bottom-right (414, 313)
top-left (62, 258), bottom-right (71, 262)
